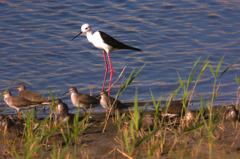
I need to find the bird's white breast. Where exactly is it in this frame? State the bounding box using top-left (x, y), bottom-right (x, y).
top-left (88, 31), bottom-right (113, 53)
top-left (100, 96), bottom-right (109, 110)
top-left (71, 93), bottom-right (78, 107)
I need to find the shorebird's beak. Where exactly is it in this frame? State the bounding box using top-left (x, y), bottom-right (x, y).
top-left (72, 31), bottom-right (82, 40)
top-left (63, 90), bottom-right (70, 95)
top-left (96, 94), bottom-right (101, 99)
top-left (11, 87), bottom-right (18, 91)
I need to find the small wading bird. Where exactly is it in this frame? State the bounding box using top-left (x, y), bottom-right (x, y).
top-left (2, 90), bottom-right (44, 119)
top-left (63, 87), bottom-right (99, 116)
top-left (185, 109), bottom-right (206, 122)
top-left (159, 100), bottom-right (189, 118)
top-left (99, 91), bottom-right (128, 112)
top-left (14, 84), bottom-right (53, 104)
top-left (72, 23), bottom-right (141, 95)
top-left (14, 84), bottom-right (57, 111)
top-left (55, 99), bottom-right (75, 125)
top-left (225, 105), bottom-right (239, 121)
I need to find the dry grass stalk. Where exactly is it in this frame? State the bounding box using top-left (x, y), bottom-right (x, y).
top-left (106, 66), bottom-right (126, 92)
top-left (102, 67), bottom-right (126, 133)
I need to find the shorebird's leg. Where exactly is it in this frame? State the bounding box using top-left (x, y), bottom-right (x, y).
top-left (107, 52), bottom-right (113, 96)
top-left (18, 111), bottom-right (21, 119)
top-left (102, 50), bottom-right (108, 91)
top-left (83, 109), bottom-right (87, 117)
top-left (43, 105), bottom-right (47, 116)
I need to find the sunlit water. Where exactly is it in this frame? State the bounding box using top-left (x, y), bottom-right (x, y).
top-left (0, 0), bottom-right (240, 117)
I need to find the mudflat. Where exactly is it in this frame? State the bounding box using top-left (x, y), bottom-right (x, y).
top-left (0, 106), bottom-right (239, 159)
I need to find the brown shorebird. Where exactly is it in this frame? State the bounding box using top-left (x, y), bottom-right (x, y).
top-left (185, 110), bottom-right (196, 121)
top-left (140, 113), bottom-right (154, 131)
top-left (2, 90), bottom-right (44, 119)
top-left (185, 109), bottom-right (206, 122)
top-left (0, 115), bottom-right (14, 131)
top-left (63, 87), bottom-right (99, 116)
top-left (55, 99), bottom-right (75, 125)
top-left (14, 84), bottom-right (54, 105)
top-left (0, 114), bottom-right (24, 135)
top-left (72, 23), bottom-right (141, 95)
top-left (160, 100), bottom-right (189, 118)
top-left (99, 91), bottom-right (128, 111)
top-left (225, 105), bottom-right (239, 121)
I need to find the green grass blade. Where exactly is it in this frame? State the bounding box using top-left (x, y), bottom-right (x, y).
top-left (134, 88), bottom-right (139, 131)
top-left (208, 65), bottom-right (215, 78)
top-left (186, 57), bottom-right (201, 89)
top-left (235, 73), bottom-right (240, 85)
top-left (215, 56), bottom-right (224, 78)
top-left (118, 63), bottom-right (146, 97)
top-left (123, 129), bottom-right (131, 155)
top-left (177, 72), bottom-right (185, 92)
top-left (150, 89), bottom-right (162, 116)
top-left (218, 58), bottom-right (239, 79)
top-left (48, 87), bottom-right (55, 105)
top-left (135, 129), bottom-right (158, 148)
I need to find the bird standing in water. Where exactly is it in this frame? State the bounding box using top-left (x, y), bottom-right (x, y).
top-left (72, 23), bottom-right (141, 95)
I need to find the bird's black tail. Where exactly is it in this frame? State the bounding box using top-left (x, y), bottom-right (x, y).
top-left (120, 44), bottom-right (142, 51)
top-left (126, 45), bottom-right (142, 51)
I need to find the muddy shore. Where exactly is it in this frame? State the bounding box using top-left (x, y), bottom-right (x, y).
top-left (0, 106), bottom-right (239, 159)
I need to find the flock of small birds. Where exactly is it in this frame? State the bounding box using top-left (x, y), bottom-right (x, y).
top-left (0, 83), bottom-right (239, 136)
top-left (0, 83), bottom-right (131, 135)
top-left (1, 84), bottom-right (126, 119)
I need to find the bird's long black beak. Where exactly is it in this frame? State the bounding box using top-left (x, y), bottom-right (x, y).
top-left (72, 31), bottom-right (82, 40)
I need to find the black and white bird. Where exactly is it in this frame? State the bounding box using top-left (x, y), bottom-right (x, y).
top-left (72, 23), bottom-right (141, 94)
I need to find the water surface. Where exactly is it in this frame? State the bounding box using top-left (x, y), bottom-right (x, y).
top-left (0, 0), bottom-right (240, 116)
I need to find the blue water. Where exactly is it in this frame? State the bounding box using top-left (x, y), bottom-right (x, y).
top-left (0, 0), bottom-right (240, 116)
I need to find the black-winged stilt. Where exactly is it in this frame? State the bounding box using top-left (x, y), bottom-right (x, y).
top-left (72, 23), bottom-right (141, 94)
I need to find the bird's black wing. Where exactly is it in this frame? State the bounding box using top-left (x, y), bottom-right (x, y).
top-left (99, 31), bottom-right (141, 51)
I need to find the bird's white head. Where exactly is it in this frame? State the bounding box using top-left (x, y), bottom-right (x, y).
top-left (81, 23), bottom-right (92, 34)
top-left (72, 23), bottom-right (92, 40)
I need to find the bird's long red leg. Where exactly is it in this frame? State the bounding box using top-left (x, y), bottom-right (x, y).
top-left (107, 52), bottom-right (113, 96)
top-left (102, 50), bottom-right (108, 91)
